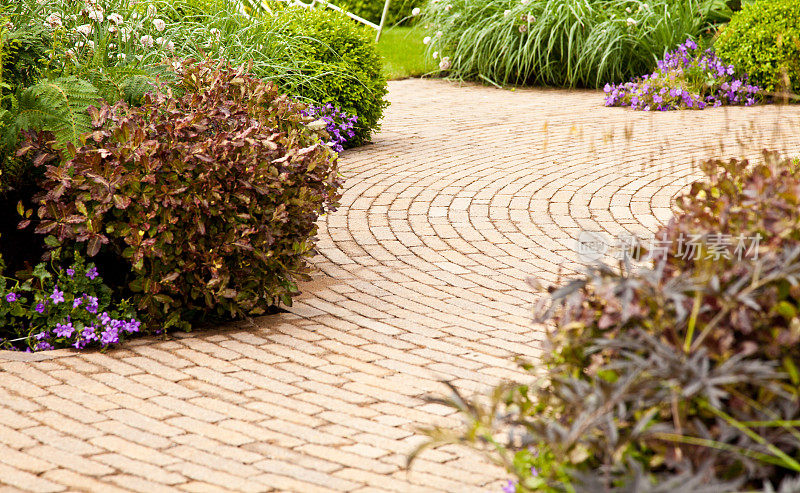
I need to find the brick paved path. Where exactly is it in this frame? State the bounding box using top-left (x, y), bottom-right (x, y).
top-left (1, 80), bottom-right (799, 493)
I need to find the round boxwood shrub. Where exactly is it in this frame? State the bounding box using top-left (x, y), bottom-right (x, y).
top-left (31, 59), bottom-right (342, 331)
top-left (715, 0), bottom-right (800, 96)
top-left (261, 6), bottom-right (388, 146)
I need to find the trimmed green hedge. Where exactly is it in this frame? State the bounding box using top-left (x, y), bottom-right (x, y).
top-left (715, 0), bottom-right (800, 96)
top-left (262, 6), bottom-right (388, 146)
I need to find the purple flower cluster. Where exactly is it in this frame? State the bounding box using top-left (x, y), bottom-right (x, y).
top-left (1, 260), bottom-right (141, 352)
top-left (303, 103), bottom-right (358, 153)
top-left (604, 39), bottom-right (762, 111)
top-left (34, 310), bottom-right (141, 351)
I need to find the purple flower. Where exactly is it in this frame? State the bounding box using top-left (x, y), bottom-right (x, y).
top-left (82, 325), bottom-right (98, 341)
top-left (54, 322), bottom-right (74, 338)
top-left (86, 267), bottom-right (99, 280)
top-left (100, 327), bottom-right (119, 346)
top-left (35, 341), bottom-right (54, 351)
top-left (531, 466), bottom-right (538, 477)
top-left (66, 268), bottom-right (75, 277)
top-left (84, 295), bottom-right (99, 314)
top-left (73, 297), bottom-right (82, 308)
top-left (502, 479), bottom-right (517, 493)
top-left (34, 331), bottom-right (50, 341)
top-left (123, 319), bottom-right (141, 333)
top-left (50, 286), bottom-right (65, 304)
top-left (5, 292), bottom-right (17, 302)
top-left (35, 303), bottom-right (46, 314)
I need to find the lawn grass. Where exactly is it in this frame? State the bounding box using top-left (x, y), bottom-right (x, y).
top-left (377, 25), bottom-right (437, 80)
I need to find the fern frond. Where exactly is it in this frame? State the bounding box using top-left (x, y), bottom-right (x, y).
top-left (15, 76), bottom-right (100, 148)
top-left (84, 65), bottom-right (171, 105)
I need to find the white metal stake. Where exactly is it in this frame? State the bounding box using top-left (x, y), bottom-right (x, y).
top-left (375, 0), bottom-right (391, 43)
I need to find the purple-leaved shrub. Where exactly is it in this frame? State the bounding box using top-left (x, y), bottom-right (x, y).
top-left (604, 39), bottom-right (762, 111)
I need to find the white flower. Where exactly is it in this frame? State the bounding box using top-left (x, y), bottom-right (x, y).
top-left (140, 34), bottom-right (154, 48)
top-left (435, 30), bottom-right (442, 37)
top-left (108, 13), bottom-right (123, 25)
top-left (626, 17), bottom-right (637, 27)
top-left (76, 23), bottom-right (92, 36)
top-left (444, 4), bottom-right (452, 11)
top-left (439, 56), bottom-right (451, 71)
top-left (75, 40), bottom-right (84, 48)
top-left (411, 7), bottom-right (421, 16)
top-left (86, 40), bottom-right (95, 49)
top-left (521, 0), bottom-right (529, 4)
top-left (166, 41), bottom-right (175, 51)
top-left (503, 9), bottom-right (511, 16)
top-left (155, 36), bottom-right (164, 46)
top-left (88, 8), bottom-right (103, 23)
top-left (147, 5), bottom-right (157, 17)
top-left (45, 12), bottom-right (62, 28)
top-left (210, 28), bottom-right (221, 40)
top-left (108, 25), bottom-right (117, 33)
top-left (625, 6), bottom-right (631, 13)
top-left (117, 53), bottom-right (126, 60)
top-left (423, 35), bottom-right (431, 45)
top-left (432, 51), bottom-right (438, 59)
top-left (153, 18), bottom-right (165, 32)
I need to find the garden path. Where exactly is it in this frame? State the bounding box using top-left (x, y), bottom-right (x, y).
top-left (1, 79), bottom-right (800, 493)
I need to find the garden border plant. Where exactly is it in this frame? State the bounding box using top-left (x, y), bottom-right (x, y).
top-left (411, 151), bottom-right (800, 491)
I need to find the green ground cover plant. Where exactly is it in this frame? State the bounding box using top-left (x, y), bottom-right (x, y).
top-left (715, 0), bottom-right (800, 98)
top-left (418, 0), bottom-right (734, 88)
top-left (413, 152), bottom-right (800, 491)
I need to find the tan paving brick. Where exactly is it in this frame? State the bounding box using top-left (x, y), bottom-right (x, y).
top-left (2, 79), bottom-right (799, 492)
top-left (41, 470), bottom-right (129, 493)
top-left (93, 453), bottom-right (186, 485)
top-left (27, 445), bottom-right (114, 476)
top-left (0, 462), bottom-right (65, 492)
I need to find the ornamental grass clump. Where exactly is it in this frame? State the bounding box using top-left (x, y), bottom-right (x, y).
top-left (412, 152), bottom-right (800, 491)
top-left (419, 0), bottom-right (731, 88)
top-left (28, 59), bottom-right (342, 332)
top-left (604, 39), bottom-right (762, 111)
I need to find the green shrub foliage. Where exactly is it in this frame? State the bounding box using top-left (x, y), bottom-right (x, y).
top-left (261, 7), bottom-right (388, 146)
top-left (31, 60), bottom-right (342, 331)
top-left (413, 152), bottom-right (800, 491)
top-left (715, 0), bottom-right (800, 96)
